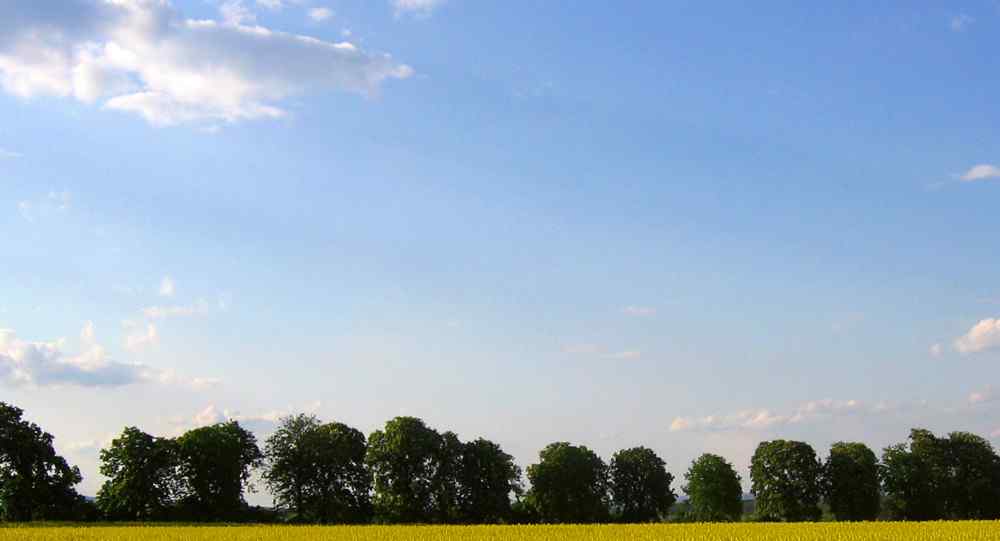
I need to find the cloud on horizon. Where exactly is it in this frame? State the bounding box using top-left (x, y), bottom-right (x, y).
top-left (0, 0), bottom-right (413, 126)
top-left (0, 324), bottom-right (212, 388)
top-left (669, 399), bottom-right (865, 432)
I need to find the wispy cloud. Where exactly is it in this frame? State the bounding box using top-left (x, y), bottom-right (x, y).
top-left (954, 318), bottom-right (1000, 354)
top-left (950, 13), bottom-right (975, 32)
top-left (392, 0), bottom-right (446, 18)
top-left (959, 164), bottom-right (1000, 182)
top-left (158, 276), bottom-right (176, 297)
top-left (123, 321), bottom-right (159, 352)
top-left (16, 191), bottom-right (71, 222)
top-left (622, 306), bottom-right (656, 317)
top-left (0, 148), bottom-right (21, 159)
top-left (969, 387), bottom-right (995, 405)
top-left (669, 399), bottom-right (865, 432)
top-left (142, 299), bottom-right (212, 320)
top-left (0, 0), bottom-right (412, 126)
top-left (308, 7), bottom-right (334, 22)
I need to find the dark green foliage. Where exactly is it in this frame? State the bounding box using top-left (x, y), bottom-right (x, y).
top-left (0, 402), bottom-right (84, 522)
top-left (174, 421), bottom-right (262, 521)
top-left (940, 431), bottom-right (1000, 519)
top-left (881, 429), bottom-right (1000, 521)
top-left (96, 427), bottom-right (180, 521)
top-left (824, 442), bottom-right (880, 521)
top-left (263, 414), bottom-right (372, 524)
top-left (608, 446), bottom-right (676, 523)
top-left (457, 438), bottom-right (522, 524)
top-left (750, 440), bottom-right (823, 522)
top-left (525, 442), bottom-right (609, 524)
top-left (366, 416), bottom-right (446, 523)
top-left (682, 453), bottom-right (743, 522)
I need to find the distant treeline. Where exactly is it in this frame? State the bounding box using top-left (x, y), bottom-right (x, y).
top-left (2, 401), bottom-right (1000, 524)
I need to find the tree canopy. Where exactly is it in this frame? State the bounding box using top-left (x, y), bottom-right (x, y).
top-left (824, 441), bottom-right (880, 521)
top-left (525, 442), bottom-right (609, 524)
top-left (264, 414), bottom-right (372, 523)
top-left (608, 446), bottom-right (676, 523)
top-left (682, 453), bottom-right (743, 522)
top-left (750, 440), bottom-right (823, 522)
top-left (0, 402), bottom-right (84, 521)
top-left (97, 427), bottom-right (179, 521)
top-left (174, 421), bottom-right (262, 521)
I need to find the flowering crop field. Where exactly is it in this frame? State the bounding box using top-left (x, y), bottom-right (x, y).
top-left (3, 523), bottom-right (1000, 541)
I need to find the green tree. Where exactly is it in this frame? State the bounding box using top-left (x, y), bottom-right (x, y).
top-left (682, 453), bottom-right (743, 522)
top-left (880, 429), bottom-right (946, 521)
top-left (96, 427), bottom-right (179, 520)
top-left (750, 440), bottom-right (823, 522)
top-left (608, 446), bottom-right (676, 523)
top-left (431, 431), bottom-right (463, 523)
top-left (264, 414), bottom-right (372, 523)
top-left (824, 442), bottom-right (880, 521)
top-left (175, 421), bottom-right (262, 521)
top-left (458, 438), bottom-right (522, 523)
top-left (525, 442), bottom-right (609, 523)
top-left (940, 431), bottom-right (1000, 520)
top-left (0, 402), bottom-right (84, 521)
top-left (366, 416), bottom-right (444, 523)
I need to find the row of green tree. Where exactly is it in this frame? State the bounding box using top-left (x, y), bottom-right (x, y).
top-left (3, 401), bottom-right (1000, 523)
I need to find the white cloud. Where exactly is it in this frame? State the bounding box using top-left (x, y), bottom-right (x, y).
top-left (219, 0), bottom-right (256, 25)
top-left (969, 387), bottom-right (995, 405)
top-left (930, 343), bottom-right (943, 357)
top-left (142, 299), bottom-right (211, 320)
top-left (669, 399), bottom-right (864, 432)
top-left (124, 322), bottom-right (159, 351)
top-left (188, 401), bottom-right (321, 430)
top-left (611, 350), bottom-right (642, 360)
top-left (0, 324), bottom-right (205, 388)
top-left (959, 164), bottom-right (1000, 182)
top-left (158, 276), bottom-right (176, 297)
top-left (308, 7), bottom-right (334, 22)
top-left (950, 13), bottom-right (974, 32)
top-left (16, 190), bottom-right (71, 222)
top-left (392, 0), bottom-right (446, 18)
top-left (0, 0), bottom-right (413, 126)
top-left (0, 148), bottom-right (21, 159)
top-left (954, 318), bottom-right (1000, 354)
top-left (622, 306), bottom-right (656, 316)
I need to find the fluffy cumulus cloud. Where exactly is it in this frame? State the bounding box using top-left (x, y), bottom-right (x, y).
top-left (186, 401), bottom-right (320, 432)
top-left (954, 318), bottom-right (1000, 354)
top-left (669, 399), bottom-right (864, 432)
top-left (392, 0), bottom-right (446, 17)
top-left (0, 324), bottom-right (208, 388)
top-left (0, 0), bottom-right (413, 126)
top-left (960, 164), bottom-right (1000, 182)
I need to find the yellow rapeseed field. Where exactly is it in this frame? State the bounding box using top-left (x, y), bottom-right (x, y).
top-left (2, 523), bottom-right (999, 541)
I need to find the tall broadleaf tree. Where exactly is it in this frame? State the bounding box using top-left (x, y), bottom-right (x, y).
top-left (458, 438), bottom-right (522, 524)
top-left (682, 453), bottom-right (743, 522)
top-left (97, 427), bottom-right (180, 520)
top-left (608, 446), bottom-right (676, 523)
top-left (264, 414), bottom-right (372, 523)
top-left (175, 421), bottom-right (262, 521)
top-left (750, 440), bottom-right (823, 522)
top-left (0, 402), bottom-right (84, 521)
top-left (366, 416), bottom-right (444, 523)
top-left (824, 442), bottom-right (880, 521)
top-left (525, 442), bottom-right (609, 524)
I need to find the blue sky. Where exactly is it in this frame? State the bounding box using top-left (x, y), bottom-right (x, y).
top-left (2, 0), bottom-right (1000, 500)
